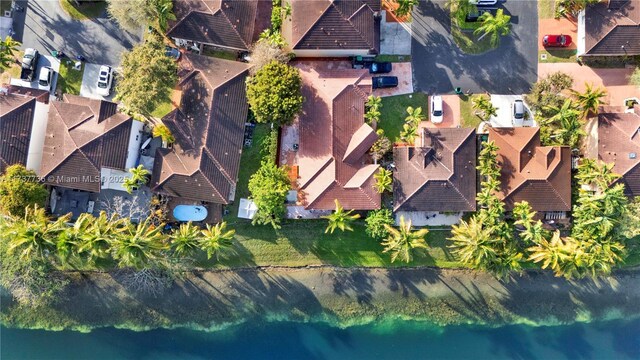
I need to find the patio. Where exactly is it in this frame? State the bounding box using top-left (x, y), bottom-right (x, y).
top-left (50, 187), bottom-right (97, 220)
top-left (395, 211), bottom-right (464, 227)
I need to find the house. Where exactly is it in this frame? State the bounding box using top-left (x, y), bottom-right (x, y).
top-left (594, 105), bottom-right (640, 197)
top-left (282, 0), bottom-right (381, 57)
top-left (294, 65), bottom-right (380, 210)
top-left (150, 54), bottom-right (250, 205)
top-left (40, 95), bottom-right (143, 192)
top-left (166, 0), bottom-right (271, 53)
top-left (0, 87), bottom-right (49, 174)
top-left (393, 128), bottom-right (477, 213)
top-left (578, 0), bottom-right (640, 57)
top-left (488, 127), bottom-right (572, 212)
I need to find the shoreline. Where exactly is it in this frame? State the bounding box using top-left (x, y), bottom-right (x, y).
top-left (2, 266), bottom-right (640, 332)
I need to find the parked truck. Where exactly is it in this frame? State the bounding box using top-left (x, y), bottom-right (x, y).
top-left (20, 48), bottom-right (40, 82)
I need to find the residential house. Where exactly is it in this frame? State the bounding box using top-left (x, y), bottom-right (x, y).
top-left (282, 0), bottom-right (381, 57)
top-left (150, 54), bottom-right (251, 205)
top-left (578, 0), bottom-right (640, 57)
top-left (594, 105), bottom-right (640, 197)
top-left (393, 128), bottom-right (477, 213)
top-left (167, 0), bottom-right (271, 53)
top-left (40, 95), bottom-right (143, 192)
top-left (295, 65), bottom-right (380, 210)
top-left (0, 87), bottom-right (49, 174)
top-left (488, 127), bottom-right (572, 212)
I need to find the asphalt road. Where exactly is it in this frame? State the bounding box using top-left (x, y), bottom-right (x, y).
top-left (411, 0), bottom-right (538, 95)
top-left (11, 0), bottom-right (141, 66)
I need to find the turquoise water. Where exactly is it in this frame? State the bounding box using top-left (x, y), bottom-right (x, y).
top-left (2, 318), bottom-right (639, 359)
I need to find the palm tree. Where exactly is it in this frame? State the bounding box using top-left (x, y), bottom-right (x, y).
top-left (111, 219), bottom-right (167, 269)
top-left (170, 222), bottom-right (201, 257)
top-left (393, 0), bottom-right (419, 17)
top-left (527, 231), bottom-right (576, 278)
top-left (124, 165), bottom-right (151, 193)
top-left (364, 106), bottom-right (381, 124)
top-left (400, 122), bottom-right (418, 146)
top-left (546, 98), bottom-right (584, 149)
top-left (472, 96), bottom-right (498, 121)
top-left (199, 222), bottom-right (235, 260)
top-left (373, 168), bottom-right (393, 193)
top-left (154, 0), bottom-right (177, 32)
top-left (322, 199), bottom-right (361, 234)
top-left (405, 106), bottom-right (426, 126)
top-left (474, 9), bottom-right (511, 47)
top-left (152, 124), bottom-right (175, 146)
top-left (448, 216), bottom-right (500, 269)
top-left (0, 36), bottom-right (21, 67)
top-left (381, 216), bottom-right (429, 263)
top-left (6, 206), bottom-right (68, 262)
top-left (77, 212), bottom-right (126, 265)
top-left (572, 83), bottom-right (607, 118)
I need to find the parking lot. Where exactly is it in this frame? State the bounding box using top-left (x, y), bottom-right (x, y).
top-left (411, 0), bottom-right (538, 94)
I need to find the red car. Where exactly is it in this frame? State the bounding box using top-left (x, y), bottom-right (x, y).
top-left (542, 34), bottom-right (572, 47)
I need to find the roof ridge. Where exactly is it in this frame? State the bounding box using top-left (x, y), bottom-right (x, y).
top-left (292, 0), bottom-right (336, 48)
top-left (342, 2), bottom-right (376, 49)
top-left (217, 5), bottom-right (251, 48)
top-left (203, 147), bottom-right (235, 185)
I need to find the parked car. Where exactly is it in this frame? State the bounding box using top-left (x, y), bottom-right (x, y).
top-left (96, 65), bottom-right (114, 97)
top-left (20, 48), bottom-right (39, 82)
top-left (542, 34), bottom-right (572, 47)
top-left (372, 76), bottom-right (398, 89)
top-left (351, 55), bottom-right (376, 69)
top-left (431, 95), bottom-right (444, 124)
top-left (465, 7), bottom-right (497, 22)
top-left (469, 0), bottom-right (498, 6)
top-left (38, 66), bottom-right (54, 91)
top-left (165, 46), bottom-right (181, 60)
top-left (513, 99), bottom-right (525, 121)
top-left (369, 62), bottom-right (392, 74)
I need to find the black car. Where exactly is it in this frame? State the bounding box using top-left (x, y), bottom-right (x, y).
top-left (369, 62), bottom-right (392, 74)
top-left (372, 76), bottom-right (398, 89)
top-left (465, 8), bottom-right (497, 22)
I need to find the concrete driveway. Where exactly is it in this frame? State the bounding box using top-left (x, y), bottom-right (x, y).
top-left (411, 0), bottom-right (538, 94)
top-left (489, 94), bottom-right (535, 127)
top-left (11, 0), bottom-right (141, 66)
top-left (10, 54), bottom-right (60, 94)
top-left (80, 63), bottom-right (115, 100)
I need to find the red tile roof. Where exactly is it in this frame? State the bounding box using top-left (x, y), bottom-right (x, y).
top-left (297, 66), bottom-right (380, 210)
top-left (488, 127), bottom-right (572, 211)
top-left (150, 54), bottom-right (250, 204)
top-left (597, 106), bottom-right (640, 197)
top-left (393, 128), bottom-right (477, 212)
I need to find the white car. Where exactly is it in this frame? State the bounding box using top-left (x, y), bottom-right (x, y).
top-left (431, 95), bottom-right (444, 124)
top-left (469, 0), bottom-right (498, 5)
top-left (96, 65), bottom-right (113, 97)
top-left (38, 66), bottom-right (54, 91)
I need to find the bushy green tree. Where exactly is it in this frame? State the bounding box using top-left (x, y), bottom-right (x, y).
top-left (393, 0), bottom-right (419, 17)
top-left (322, 199), bottom-right (360, 234)
top-left (365, 209), bottom-right (395, 240)
top-left (0, 36), bottom-right (21, 68)
top-left (115, 40), bottom-right (177, 116)
top-left (107, 0), bottom-right (176, 32)
top-left (0, 165), bottom-right (48, 217)
top-left (248, 160), bottom-right (291, 229)
top-left (246, 61), bottom-right (304, 126)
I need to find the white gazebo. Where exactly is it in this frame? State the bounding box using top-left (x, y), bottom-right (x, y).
top-left (237, 198), bottom-right (258, 219)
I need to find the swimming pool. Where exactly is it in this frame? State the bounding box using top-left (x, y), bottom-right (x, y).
top-left (172, 205), bottom-right (207, 222)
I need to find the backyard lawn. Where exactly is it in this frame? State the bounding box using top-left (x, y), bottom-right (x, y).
top-left (379, 93), bottom-right (430, 142)
top-left (59, 0), bottom-right (107, 20)
top-left (460, 94), bottom-right (488, 129)
top-left (56, 60), bottom-right (85, 95)
top-left (538, 49), bottom-right (578, 64)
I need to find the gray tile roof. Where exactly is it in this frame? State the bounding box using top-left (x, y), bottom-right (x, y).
top-left (0, 93), bottom-right (36, 174)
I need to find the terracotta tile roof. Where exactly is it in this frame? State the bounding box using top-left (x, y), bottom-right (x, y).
top-left (167, 0), bottom-right (268, 51)
top-left (393, 128), bottom-right (477, 212)
top-left (150, 54), bottom-right (250, 204)
top-left (488, 127), bottom-right (572, 211)
top-left (40, 95), bottom-right (134, 192)
top-left (288, 0), bottom-right (381, 52)
top-left (597, 106), bottom-right (640, 197)
top-left (0, 93), bottom-right (36, 174)
top-left (4, 85), bottom-right (50, 104)
top-left (584, 0), bottom-right (640, 56)
top-left (297, 66), bottom-right (380, 210)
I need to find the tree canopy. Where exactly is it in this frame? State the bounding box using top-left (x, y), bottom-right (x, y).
top-left (107, 0), bottom-right (176, 32)
top-left (248, 160), bottom-right (291, 229)
top-left (246, 61), bottom-right (304, 126)
top-left (0, 165), bottom-right (48, 217)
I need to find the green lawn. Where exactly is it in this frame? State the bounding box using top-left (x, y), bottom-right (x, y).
top-left (201, 48), bottom-right (237, 61)
top-left (539, 49), bottom-right (578, 63)
top-left (460, 94), bottom-right (488, 129)
top-left (59, 0), bottom-right (107, 20)
top-left (0, 50), bottom-right (23, 82)
top-left (538, 0), bottom-right (556, 19)
top-left (150, 90), bottom-right (174, 119)
top-left (56, 60), bottom-right (85, 95)
top-left (379, 93), bottom-right (430, 142)
top-left (374, 55), bottom-right (412, 63)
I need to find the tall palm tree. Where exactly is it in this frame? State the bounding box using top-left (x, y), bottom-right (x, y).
top-left (405, 106), bottom-right (426, 126)
top-left (77, 212), bottom-right (126, 265)
top-left (170, 222), bottom-right (201, 257)
top-left (472, 96), bottom-right (498, 121)
top-left (0, 36), bottom-right (21, 67)
top-left (572, 83), bottom-right (607, 118)
top-left (154, 0), bottom-right (177, 32)
top-left (373, 168), bottom-right (393, 193)
top-left (546, 98), bottom-right (585, 149)
top-left (527, 231), bottom-right (576, 278)
top-left (322, 199), bottom-right (361, 234)
top-left (364, 106), bottom-right (381, 124)
top-left (382, 216), bottom-right (429, 263)
top-left (474, 9), bottom-right (511, 47)
top-left (124, 165), bottom-right (151, 193)
top-left (199, 222), bottom-right (235, 260)
top-left (111, 219), bottom-right (167, 270)
top-left (6, 206), bottom-right (68, 262)
top-left (152, 124), bottom-right (175, 145)
top-left (449, 216), bottom-right (500, 269)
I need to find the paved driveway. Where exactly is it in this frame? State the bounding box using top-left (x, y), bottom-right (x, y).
top-left (411, 0), bottom-right (538, 94)
top-left (489, 94), bottom-right (535, 127)
top-left (11, 0), bottom-right (141, 66)
top-left (80, 63), bottom-right (115, 100)
top-left (10, 54), bottom-right (60, 94)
